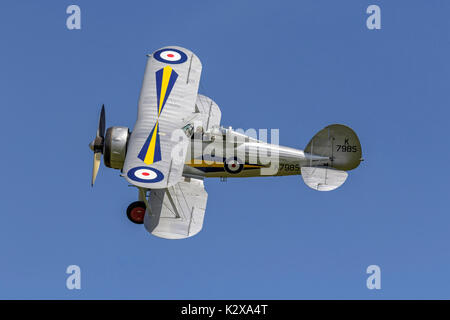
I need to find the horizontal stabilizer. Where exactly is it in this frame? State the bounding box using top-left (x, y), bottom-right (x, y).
top-left (301, 166), bottom-right (348, 191)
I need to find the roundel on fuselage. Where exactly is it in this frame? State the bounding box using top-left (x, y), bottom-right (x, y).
top-left (224, 157), bottom-right (244, 174)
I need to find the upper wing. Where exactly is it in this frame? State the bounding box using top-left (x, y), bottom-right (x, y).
top-left (144, 177), bottom-right (208, 239)
top-left (123, 47), bottom-right (202, 189)
top-left (195, 95), bottom-right (221, 131)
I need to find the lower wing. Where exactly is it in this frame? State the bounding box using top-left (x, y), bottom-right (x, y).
top-left (144, 177), bottom-right (208, 239)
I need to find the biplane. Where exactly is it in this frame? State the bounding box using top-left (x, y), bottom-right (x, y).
top-left (89, 46), bottom-right (363, 239)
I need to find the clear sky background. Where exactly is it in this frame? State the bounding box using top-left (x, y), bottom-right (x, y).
top-left (0, 0), bottom-right (449, 299)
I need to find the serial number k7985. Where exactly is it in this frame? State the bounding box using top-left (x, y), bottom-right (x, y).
top-left (279, 163), bottom-right (300, 171)
top-left (336, 144), bottom-right (358, 152)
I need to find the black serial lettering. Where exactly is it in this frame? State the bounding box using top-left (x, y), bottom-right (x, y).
top-left (336, 145), bottom-right (358, 152)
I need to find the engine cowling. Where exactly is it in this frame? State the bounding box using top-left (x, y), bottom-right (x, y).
top-left (103, 126), bottom-right (130, 170)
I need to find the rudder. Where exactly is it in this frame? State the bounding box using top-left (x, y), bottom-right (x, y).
top-left (301, 124), bottom-right (362, 191)
top-left (305, 124), bottom-right (362, 171)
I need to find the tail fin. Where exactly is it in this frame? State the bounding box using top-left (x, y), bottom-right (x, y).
top-left (301, 124), bottom-right (362, 191)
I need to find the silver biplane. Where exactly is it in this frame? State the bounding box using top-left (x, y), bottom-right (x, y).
top-left (89, 46), bottom-right (363, 239)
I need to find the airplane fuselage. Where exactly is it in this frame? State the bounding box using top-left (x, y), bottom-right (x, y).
top-left (183, 127), bottom-right (329, 179)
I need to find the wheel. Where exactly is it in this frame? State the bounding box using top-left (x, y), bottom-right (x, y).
top-left (126, 201), bottom-right (146, 224)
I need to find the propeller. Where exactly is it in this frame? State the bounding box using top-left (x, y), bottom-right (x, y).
top-left (89, 105), bottom-right (105, 186)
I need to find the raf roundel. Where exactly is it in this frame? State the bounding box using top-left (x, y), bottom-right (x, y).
top-left (224, 157), bottom-right (244, 174)
top-left (153, 48), bottom-right (188, 64)
top-left (127, 166), bottom-right (165, 183)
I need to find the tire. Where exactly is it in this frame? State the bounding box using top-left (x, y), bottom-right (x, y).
top-left (126, 201), bottom-right (146, 224)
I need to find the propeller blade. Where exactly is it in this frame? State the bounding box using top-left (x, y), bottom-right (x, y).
top-left (91, 152), bottom-right (102, 186)
top-left (97, 104), bottom-right (106, 139)
top-left (90, 105), bottom-right (106, 186)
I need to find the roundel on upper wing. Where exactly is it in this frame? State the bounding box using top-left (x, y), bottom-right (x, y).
top-left (224, 157), bottom-right (244, 174)
top-left (127, 166), bottom-right (164, 183)
top-left (153, 48), bottom-right (188, 64)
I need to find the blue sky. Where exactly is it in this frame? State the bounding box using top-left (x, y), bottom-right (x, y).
top-left (0, 0), bottom-right (449, 299)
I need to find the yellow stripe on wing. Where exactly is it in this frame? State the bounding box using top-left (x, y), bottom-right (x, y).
top-left (159, 66), bottom-right (172, 116)
top-left (143, 121), bottom-right (159, 164)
